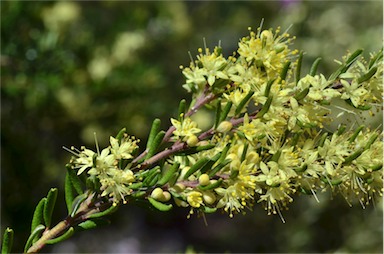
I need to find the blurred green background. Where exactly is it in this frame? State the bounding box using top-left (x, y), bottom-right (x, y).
top-left (1, 1), bottom-right (382, 253)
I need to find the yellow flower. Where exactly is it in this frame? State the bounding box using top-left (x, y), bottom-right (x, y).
top-left (187, 191), bottom-right (203, 208)
top-left (171, 117), bottom-right (201, 140)
top-left (110, 135), bottom-right (139, 160)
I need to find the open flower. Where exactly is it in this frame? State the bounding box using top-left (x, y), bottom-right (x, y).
top-left (171, 117), bottom-right (201, 141)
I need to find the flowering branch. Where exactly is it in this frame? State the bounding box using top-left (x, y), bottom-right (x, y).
top-left (2, 26), bottom-right (382, 253)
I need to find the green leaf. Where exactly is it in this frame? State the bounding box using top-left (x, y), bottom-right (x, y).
top-left (76, 219), bottom-right (110, 231)
top-left (317, 132), bottom-right (328, 147)
top-left (183, 157), bottom-right (210, 180)
top-left (271, 149), bottom-right (282, 162)
top-left (24, 224), bottom-right (45, 253)
top-left (157, 162), bottom-right (180, 186)
top-left (208, 159), bottom-right (231, 178)
top-left (343, 148), bottom-right (364, 165)
top-left (66, 164), bottom-right (84, 195)
top-left (178, 99), bottom-right (187, 120)
top-left (146, 130), bottom-right (165, 159)
top-left (70, 193), bottom-right (88, 217)
top-left (45, 227), bottom-right (74, 245)
top-left (329, 49), bottom-right (363, 81)
top-left (235, 91), bottom-right (254, 115)
top-left (198, 179), bottom-right (223, 191)
top-left (256, 96), bottom-right (273, 118)
top-left (44, 188), bottom-right (58, 228)
top-left (148, 197), bottom-right (173, 212)
top-left (357, 66), bottom-right (377, 84)
top-left (146, 118), bottom-right (161, 150)
top-left (87, 204), bottom-right (119, 220)
top-left (143, 166), bottom-right (161, 187)
top-left (309, 57), bottom-right (322, 76)
top-left (115, 128), bottom-right (126, 143)
top-left (64, 171), bottom-right (75, 213)
top-left (368, 48), bottom-right (382, 69)
top-left (1, 228), bottom-right (13, 254)
top-left (240, 142), bottom-right (249, 162)
top-left (279, 61), bottom-right (291, 82)
top-left (294, 87), bottom-right (309, 101)
top-left (344, 48), bottom-right (364, 68)
top-left (203, 206), bottom-right (217, 214)
top-left (348, 125), bottom-right (364, 143)
top-left (336, 124), bottom-right (346, 136)
top-left (214, 99), bottom-right (222, 128)
top-left (219, 101), bottom-right (232, 123)
top-left (364, 133), bottom-right (379, 150)
top-left (264, 79), bottom-right (276, 97)
top-left (31, 198), bottom-right (46, 233)
top-left (295, 51), bottom-right (304, 84)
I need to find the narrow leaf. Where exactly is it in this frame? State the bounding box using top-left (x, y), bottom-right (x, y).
top-left (219, 101), bottom-right (232, 123)
top-left (178, 99), bottom-right (187, 120)
top-left (343, 148), bottom-right (364, 165)
top-left (256, 96), bottom-right (273, 118)
top-left (235, 91), bottom-right (254, 115)
top-left (357, 66), bottom-right (377, 84)
top-left (317, 132), bottom-right (328, 147)
top-left (115, 128), bottom-right (126, 142)
top-left (44, 188), bottom-right (58, 228)
top-left (264, 79), bottom-right (276, 97)
top-left (66, 164), bottom-right (84, 195)
top-left (294, 87), bottom-right (309, 101)
top-left (31, 198), bottom-right (46, 233)
top-left (214, 99), bottom-right (222, 128)
top-left (76, 218), bottom-right (110, 231)
top-left (240, 142), bottom-right (249, 162)
top-left (309, 57), bottom-right (322, 76)
top-left (199, 153), bottom-right (221, 174)
top-left (183, 157), bottom-right (210, 180)
top-left (198, 179), bottom-right (223, 191)
top-left (1, 228), bottom-right (13, 254)
top-left (279, 61), bottom-right (291, 82)
top-left (295, 51), bottom-right (304, 84)
top-left (146, 118), bottom-right (161, 150)
top-left (203, 206), bottom-right (217, 214)
top-left (146, 131), bottom-right (165, 159)
top-left (45, 227), bottom-right (75, 245)
top-left (148, 197), bottom-right (173, 211)
top-left (70, 193), bottom-right (88, 217)
top-left (208, 159), bottom-right (231, 177)
top-left (143, 166), bottom-right (161, 187)
top-left (64, 171), bottom-right (75, 213)
top-left (348, 125), bottom-right (364, 143)
top-left (87, 204), bottom-right (119, 220)
top-left (24, 225), bottom-right (45, 253)
top-left (157, 162), bottom-right (180, 186)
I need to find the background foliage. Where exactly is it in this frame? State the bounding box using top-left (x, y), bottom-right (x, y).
top-left (1, 1), bottom-right (382, 253)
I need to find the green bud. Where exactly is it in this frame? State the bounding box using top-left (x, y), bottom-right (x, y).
top-left (198, 174), bottom-right (211, 186)
top-left (216, 121), bottom-right (233, 133)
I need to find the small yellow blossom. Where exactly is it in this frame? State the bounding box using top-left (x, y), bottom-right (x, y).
top-left (187, 191), bottom-right (203, 208)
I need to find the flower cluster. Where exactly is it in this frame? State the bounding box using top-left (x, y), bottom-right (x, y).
top-left (68, 27), bottom-right (382, 221)
top-left (69, 134), bottom-right (139, 204)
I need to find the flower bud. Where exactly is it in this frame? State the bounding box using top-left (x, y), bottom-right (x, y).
top-left (199, 174), bottom-right (210, 186)
top-left (151, 187), bottom-right (164, 200)
top-left (186, 135), bottom-right (199, 147)
top-left (162, 191), bottom-right (171, 202)
top-left (203, 191), bottom-right (216, 205)
top-left (217, 121), bottom-right (233, 133)
top-left (260, 30), bottom-right (273, 43)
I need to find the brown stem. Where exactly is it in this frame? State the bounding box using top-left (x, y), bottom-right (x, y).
top-left (26, 219), bottom-right (71, 253)
top-left (132, 91), bottom-right (217, 165)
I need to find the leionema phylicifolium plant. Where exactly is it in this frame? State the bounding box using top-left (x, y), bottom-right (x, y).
top-left (2, 24), bottom-right (383, 253)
